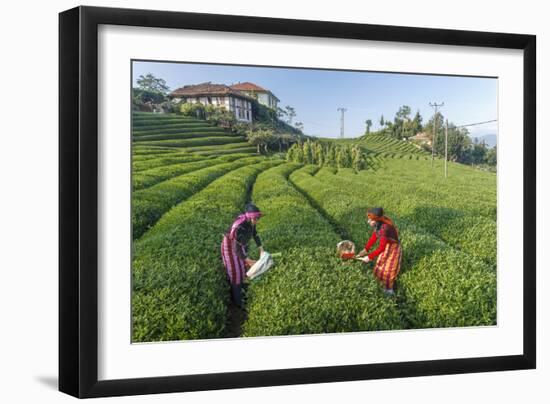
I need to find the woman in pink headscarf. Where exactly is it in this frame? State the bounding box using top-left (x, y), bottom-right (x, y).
top-left (221, 203), bottom-right (263, 307)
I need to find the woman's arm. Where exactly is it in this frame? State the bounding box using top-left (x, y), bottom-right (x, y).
top-left (253, 225), bottom-right (262, 248)
top-left (367, 236), bottom-right (388, 260)
top-left (365, 231), bottom-right (378, 250)
top-left (357, 232), bottom-right (377, 257)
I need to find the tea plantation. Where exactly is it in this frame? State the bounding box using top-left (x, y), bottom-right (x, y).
top-left (131, 112), bottom-right (497, 342)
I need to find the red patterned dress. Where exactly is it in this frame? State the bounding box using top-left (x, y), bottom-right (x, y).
top-left (364, 222), bottom-right (402, 290)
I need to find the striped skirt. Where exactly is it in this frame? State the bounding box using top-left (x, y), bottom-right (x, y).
top-left (373, 241), bottom-right (402, 290)
top-left (221, 235), bottom-right (247, 285)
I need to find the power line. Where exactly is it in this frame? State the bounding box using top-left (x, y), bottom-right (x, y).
top-left (456, 119), bottom-right (498, 128)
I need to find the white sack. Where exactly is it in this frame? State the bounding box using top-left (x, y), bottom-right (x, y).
top-left (246, 251), bottom-right (274, 280)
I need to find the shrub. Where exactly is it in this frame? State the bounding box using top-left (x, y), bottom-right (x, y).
top-left (243, 163), bottom-right (403, 336)
top-left (133, 159), bottom-right (283, 342)
top-left (289, 165), bottom-right (496, 329)
top-left (137, 136), bottom-right (247, 148)
top-left (132, 154), bottom-right (247, 190)
top-left (132, 157), bottom-right (261, 239)
top-left (180, 102), bottom-right (205, 119)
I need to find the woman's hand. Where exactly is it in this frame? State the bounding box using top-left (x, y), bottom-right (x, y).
top-left (245, 258), bottom-right (256, 268)
top-left (360, 256), bottom-right (371, 263)
top-left (356, 249), bottom-right (367, 257)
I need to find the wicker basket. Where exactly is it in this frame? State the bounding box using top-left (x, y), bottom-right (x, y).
top-left (336, 240), bottom-right (356, 259)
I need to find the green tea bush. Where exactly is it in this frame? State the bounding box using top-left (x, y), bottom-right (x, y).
top-left (137, 136), bottom-right (247, 148)
top-left (132, 153), bottom-right (205, 172)
top-left (177, 143), bottom-right (255, 154)
top-left (194, 147), bottom-right (257, 156)
top-left (132, 155), bottom-right (247, 190)
top-left (243, 163), bottom-right (403, 336)
top-left (132, 157), bottom-right (260, 239)
top-left (357, 134), bottom-right (424, 157)
top-left (133, 118), bottom-right (197, 126)
top-left (330, 160), bottom-right (496, 268)
top-left (133, 131), bottom-right (232, 142)
top-left (289, 166), bottom-right (496, 329)
top-left (132, 148), bottom-right (180, 156)
top-left (133, 122), bottom-right (209, 134)
top-left (133, 160), bottom-right (282, 342)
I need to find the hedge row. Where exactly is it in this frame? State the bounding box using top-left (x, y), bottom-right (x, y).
top-left (359, 134), bottom-right (424, 156)
top-left (133, 159), bottom-right (282, 342)
top-left (333, 161), bottom-right (496, 267)
top-left (133, 131), bottom-right (237, 142)
top-left (193, 147), bottom-right (257, 157)
top-left (133, 154), bottom-right (248, 190)
top-left (132, 157), bottom-right (261, 239)
top-left (134, 124), bottom-right (224, 133)
top-left (132, 148), bottom-right (181, 156)
top-left (137, 136), bottom-right (247, 148)
top-left (180, 142), bottom-right (255, 153)
top-left (242, 163), bottom-right (403, 337)
top-left (132, 153), bottom-right (205, 172)
top-left (289, 166), bottom-right (496, 328)
top-left (133, 118), bottom-right (199, 127)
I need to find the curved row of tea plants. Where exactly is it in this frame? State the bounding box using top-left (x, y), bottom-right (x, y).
top-left (359, 134), bottom-right (424, 155)
top-left (132, 147), bottom-right (182, 156)
top-left (132, 157), bottom-right (261, 239)
top-left (132, 111), bottom-right (196, 124)
top-left (134, 131), bottom-right (237, 142)
top-left (180, 143), bottom-right (257, 154)
top-left (289, 166), bottom-right (496, 328)
top-left (242, 163), bottom-right (403, 337)
top-left (133, 154), bottom-right (248, 191)
top-left (330, 159), bottom-right (496, 267)
top-left (137, 135), bottom-right (247, 149)
top-left (132, 159), bottom-right (282, 342)
top-left (192, 146), bottom-right (258, 156)
top-left (133, 124), bottom-right (223, 136)
top-left (132, 153), bottom-right (207, 172)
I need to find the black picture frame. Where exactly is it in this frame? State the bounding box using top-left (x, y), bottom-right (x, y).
top-left (59, 5), bottom-right (536, 399)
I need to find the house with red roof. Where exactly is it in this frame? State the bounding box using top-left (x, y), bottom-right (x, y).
top-left (169, 82), bottom-right (254, 122)
top-left (230, 82), bottom-right (280, 110)
top-left (169, 81), bottom-right (280, 123)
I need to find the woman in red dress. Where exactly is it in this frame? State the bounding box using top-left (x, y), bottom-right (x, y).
top-left (357, 207), bottom-right (402, 295)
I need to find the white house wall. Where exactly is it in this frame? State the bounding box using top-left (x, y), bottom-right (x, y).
top-left (255, 92), bottom-right (278, 109)
top-left (175, 95), bottom-right (252, 122)
top-left (258, 93), bottom-right (269, 106)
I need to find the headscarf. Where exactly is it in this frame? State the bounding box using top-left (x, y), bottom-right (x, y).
top-left (228, 204), bottom-right (262, 239)
top-left (366, 207), bottom-right (397, 233)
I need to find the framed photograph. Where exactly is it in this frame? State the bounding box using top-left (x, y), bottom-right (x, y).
top-left (59, 5), bottom-right (536, 398)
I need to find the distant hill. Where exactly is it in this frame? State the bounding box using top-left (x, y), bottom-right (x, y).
top-left (471, 134), bottom-right (497, 148)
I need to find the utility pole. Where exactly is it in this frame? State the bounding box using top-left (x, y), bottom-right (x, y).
top-left (337, 107), bottom-right (347, 138)
top-left (445, 119), bottom-right (448, 178)
top-left (429, 102), bottom-right (444, 168)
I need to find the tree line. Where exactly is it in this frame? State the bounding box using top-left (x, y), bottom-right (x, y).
top-left (286, 141), bottom-right (368, 171)
top-left (365, 106), bottom-right (497, 168)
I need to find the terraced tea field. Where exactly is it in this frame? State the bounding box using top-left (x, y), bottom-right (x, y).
top-left (131, 112), bottom-right (497, 342)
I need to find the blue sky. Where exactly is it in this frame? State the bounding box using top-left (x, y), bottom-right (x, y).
top-left (133, 60), bottom-right (498, 139)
